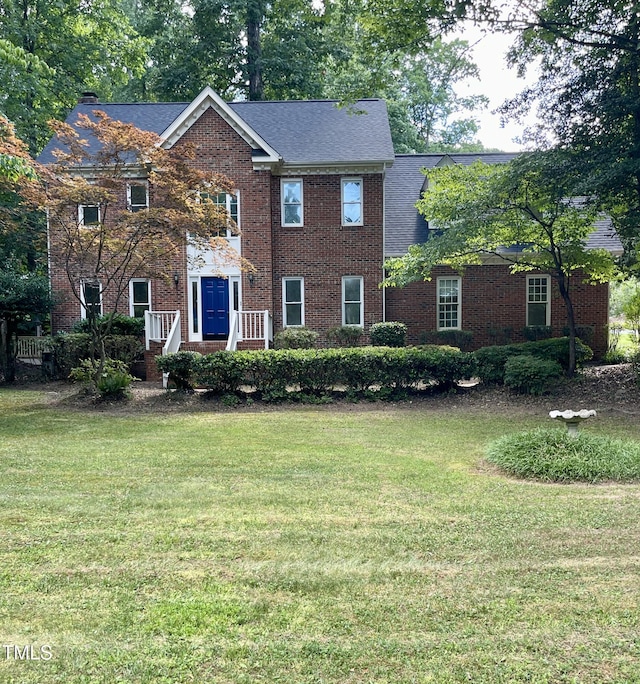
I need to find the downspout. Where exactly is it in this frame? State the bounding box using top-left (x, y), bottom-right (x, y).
top-left (382, 161), bottom-right (388, 323)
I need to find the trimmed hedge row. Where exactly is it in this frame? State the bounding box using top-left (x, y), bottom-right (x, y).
top-left (474, 337), bottom-right (593, 384)
top-left (156, 345), bottom-right (475, 397)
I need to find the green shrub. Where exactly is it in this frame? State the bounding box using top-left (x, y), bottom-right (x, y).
top-left (69, 358), bottom-right (135, 400)
top-left (602, 349), bottom-right (629, 365)
top-left (51, 333), bottom-right (144, 379)
top-left (420, 329), bottom-right (474, 351)
top-left (155, 351), bottom-right (202, 391)
top-left (326, 326), bottom-right (363, 347)
top-left (369, 322), bottom-right (407, 347)
top-left (196, 351), bottom-right (250, 395)
top-left (474, 337), bottom-right (593, 385)
top-left (523, 325), bottom-right (552, 341)
top-left (273, 327), bottom-right (319, 349)
top-left (72, 313), bottom-right (145, 337)
top-left (487, 428), bottom-right (640, 483)
top-left (562, 324), bottom-right (595, 345)
top-left (503, 354), bottom-right (563, 395)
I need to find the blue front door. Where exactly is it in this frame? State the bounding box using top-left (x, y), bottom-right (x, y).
top-left (202, 277), bottom-right (229, 337)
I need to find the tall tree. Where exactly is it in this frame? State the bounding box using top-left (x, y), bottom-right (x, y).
top-left (0, 0), bottom-right (148, 153)
top-left (389, 39), bottom-right (488, 152)
top-left (497, 0), bottom-right (640, 263)
top-left (384, 155), bottom-right (617, 374)
top-left (0, 116), bottom-right (50, 382)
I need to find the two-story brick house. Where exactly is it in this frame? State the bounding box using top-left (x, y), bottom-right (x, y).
top-left (39, 87), bottom-right (619, 377)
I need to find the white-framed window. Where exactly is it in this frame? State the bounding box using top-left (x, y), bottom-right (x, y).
top-left (189, 277), bottom-right (200, 337)
top-left (283, 277), bottom-right (304, 327)
top-left (127, 182), bottom-right (149, 212)
top-left (437, 277), bottom-right (461, 330)
top-left (79, 205), bottom-right (100, 225)
top-left (80, 280), bottom-right (102, 319)
top-left (341, 178), bottom-right (363, 226)
top-left (129, 279), bottom-right (151, 318)
top-left (281, 179), bottom-right (303, 227)
top-left (527, 275), bottom-right (551, 326)
top-left (342, 276), bottom-right (364, 326)
top-left (199, 191), bottom-right (239, 236)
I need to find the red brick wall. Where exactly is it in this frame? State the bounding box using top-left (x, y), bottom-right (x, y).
top-left (271, 174), bottom-right (384, 343)
top-left (384, 264), bottom-right (610, 357)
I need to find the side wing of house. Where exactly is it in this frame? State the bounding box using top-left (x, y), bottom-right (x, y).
top-left (383, 154), bottom-right (622, 357)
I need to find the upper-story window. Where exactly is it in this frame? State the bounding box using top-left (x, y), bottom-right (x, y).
top-left (79, 205), bottom-right (100, 225)
top-left (281, 179), bottom-right (303, 227)
top-left (200, 191), bottom-right (239, 237)
top-left (127, 182), bottom-right (149, 212)
top-left (341, 178), bottom-right (363, 226)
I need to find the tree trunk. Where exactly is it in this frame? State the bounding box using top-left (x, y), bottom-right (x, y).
top-left (0, 318), bottom-right (17, 384)
top-left (246, 0), bottom-right (264, 101)
top-left (557, 276), bottom-right (577, 377)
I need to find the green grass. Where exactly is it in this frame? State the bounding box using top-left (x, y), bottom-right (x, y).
top-left (1, 389), bottom-right (640, 682)
top-left (487, 428), bottom-right (640, 483)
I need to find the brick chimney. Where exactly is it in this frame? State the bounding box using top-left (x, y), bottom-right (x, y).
top-left (78, 92), bottom-right (99, 104)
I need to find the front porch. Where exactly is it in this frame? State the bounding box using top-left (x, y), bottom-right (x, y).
top-left (144, 309), bottom-right (273, 384)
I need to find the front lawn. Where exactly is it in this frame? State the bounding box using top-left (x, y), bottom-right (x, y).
top-left (1, 389), bottom-right (639, 683)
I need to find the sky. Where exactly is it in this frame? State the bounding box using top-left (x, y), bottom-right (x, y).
top-left (456, 26), bottom-right (537, 151)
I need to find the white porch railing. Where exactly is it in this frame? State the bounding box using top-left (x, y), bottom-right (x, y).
top-left (226, 310), bottom-right (240, 351)
top-left (226, 310), bottom-right (271, 351)
top-left (145, 310), bottom-right (180, 350)
top-left (144, 310), bottom-right (182, 388)
top-left (16, 336), bottom-right (51, 364)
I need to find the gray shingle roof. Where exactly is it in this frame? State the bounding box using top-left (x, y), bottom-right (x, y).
top-left (37, 97), bottom-right (394, 166)
top-left (230, 99), bottom-right (394, 165)
top-left (38, 102), bottom-right (189, 164)
top-left (384, 153), bottom-right (623, 256)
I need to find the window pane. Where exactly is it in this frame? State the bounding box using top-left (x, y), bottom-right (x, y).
top-left (132, 281), bottom-right (149, 304)
top-left (192, 280), bottom-right (199, 334)
top-left (285, 279), bottom-right (301, 303)
top-left (284, 205), bottom-right (301, 224)
top-left (343, 181), bottom-right (361, 203)
top-left (344, 277), bottom-right (361, 302)
top-left (528, 277), bottom-right (547, 302)
top-left (130, 184), bottom-right (147, 206)
top-left (229, 194), bottom-right (238, 224)
top-left (528, 302), bottom-right (548, 326)
top-left (344, 302), bottom-right (361, 325)
top-left (283, 182), bottom-right (301, 204)
top-left (343, 204), bottom-right (362, 224)
top-left (82, 206), bottom-right (99, 225)
top-left (133, 304), bottom-right (148, 318)
top-left (83, 282), bottom-right (101, 317)
top-left (285, 304), bottom-right (302, 326)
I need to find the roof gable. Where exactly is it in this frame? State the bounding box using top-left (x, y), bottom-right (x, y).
top-left (160, 87), bottom-right (280, 164)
